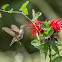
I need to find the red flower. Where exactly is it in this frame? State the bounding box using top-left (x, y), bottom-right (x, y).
top-left (50, 19), bottom-right (62, 33)
top-left (28, 20), bottom-right (43, 36)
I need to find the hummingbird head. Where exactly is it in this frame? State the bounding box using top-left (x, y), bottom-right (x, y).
top-left (20, 25), bottom-right (27, 30)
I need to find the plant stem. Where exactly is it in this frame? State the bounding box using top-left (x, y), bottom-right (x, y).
top-left (36, 29), bottom-right (43, 62)
top-left (36, 33), bottom-right (44, 62)
top-left (40, 50), bottom-right (42, 62)
top-left (40, 50), bottom-right (45, 62)
top-left (0, 9), bottom-right (22, 13)
top-left (36, 33), bottom-right (40, 40)
top-left (49, 44), bottom-right (51, 62)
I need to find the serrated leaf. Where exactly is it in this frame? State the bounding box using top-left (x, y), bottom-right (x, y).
top-left (8, 8), bottom-right (13, 13)
top-left (52, 56), bottom-right (62, 62)
top-left (57, 42), bottom-right (62, 46)
top-left (41, 21), bottom-right (50, 30)
top-left (1, 4), bottom-right (9, 10)
top-left (50, 39), bottom-right (59, 55)
top-left (42, 27), bottom-right (54, 39)
top-left (19, 1), bottom-right (29, 15)
top-left (32, 12), bottom-right (42, 21)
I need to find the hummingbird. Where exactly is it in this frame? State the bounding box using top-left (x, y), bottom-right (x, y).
top-left (2, 24), bottom-right (27, 46)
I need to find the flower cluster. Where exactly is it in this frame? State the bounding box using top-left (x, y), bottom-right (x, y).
top-left (28, 20), bottom-right (43, 36)
top-left (50, 19), bottom-right (62, 33)
top-left (28, 19), bottom-right (62, 37)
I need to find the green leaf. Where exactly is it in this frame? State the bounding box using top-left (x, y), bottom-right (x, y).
top-left (41, 21), bottom-right (50, 30)
top-left (32, 12), bottom-right (42, 21)
top-left (31, 39), bottom-right (43, 50)
top-left (31, 39), bottom-right (41, 46)
top-left (54, 38), bottom-right (58, 42)
top-left (52, 52), bottom-right (57, 56)
top-left (8, 8), bottom-right (13, 13)
top-left (57, 42), bottom-right (62, 46)
top-left (44, 27), bottom-right (52, 35)
top-left (43, 43), bottom-right (49, 59)
top-left (50, 39), bottom-right (59, 55)
top-left (42, 27), bottom-right (54, 39)
top-left (1, 4), bottom-right (9, 10)
top-left (52, 56), bottom-right (62, 62)
top-left (0, 13), bottom-right (2, 18)
top-left (19, 1), bottom-right (29, 15)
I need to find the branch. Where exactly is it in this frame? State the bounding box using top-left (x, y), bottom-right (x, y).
top-left (0, 9), bottom-right (31, 21)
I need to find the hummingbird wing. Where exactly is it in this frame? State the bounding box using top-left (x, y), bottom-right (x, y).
top-left (9, 37), bottom-right (16, 46)
top-left (2, 27), bottom-right (15, 36)
top-left (11, 24), bottom-right (19, 32)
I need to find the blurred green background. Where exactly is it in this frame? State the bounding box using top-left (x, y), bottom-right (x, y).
top-left (0, 0), bottom-right (62, 62)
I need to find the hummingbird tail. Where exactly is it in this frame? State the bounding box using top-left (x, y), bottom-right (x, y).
top-left (9, 41), bottom-right (15, 46)
top-left (9, 37), bottom-right (16, 46)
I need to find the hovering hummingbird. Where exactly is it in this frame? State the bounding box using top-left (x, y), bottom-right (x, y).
top-left (2, 24), bottom-right (27, 46)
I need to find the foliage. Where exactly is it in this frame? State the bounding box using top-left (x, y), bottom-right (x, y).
top-left (1, 4), bottom-right (9, 10)
top-left (32, 12), bottom-right (42, 21)
top-left (19, 1), bottom-right (29, 15)
top-left (50, 39), bottom-right (59, 55)
top-left (41, 21), bottom-right (50, 30)
top-left (8, 8), bottom-right (13, 13)
top-left (31, 39), bottom-right (41, 47)
top-left (52, 56), bottom-right (62, 62)
top-left (42, 27), bottom-right (54, 39)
